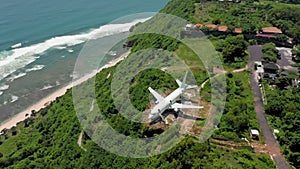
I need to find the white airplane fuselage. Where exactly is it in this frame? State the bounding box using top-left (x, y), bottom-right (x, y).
top-left (149, 87), bottom-right (184, 122)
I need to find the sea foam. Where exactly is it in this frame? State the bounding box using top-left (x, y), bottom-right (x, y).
top-left (7, 72), bottom-right (27, 82)
top-left (0, 84), bottom-right (9, 91)
top-left (10, 95), bottom-right (19, 103)
top-left (25, 65), bottom-right (45, 72)
top-left (0, 17), bottom-right (151, 82)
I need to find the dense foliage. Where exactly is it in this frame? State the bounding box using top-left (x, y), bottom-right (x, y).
top-left (262, 43), bottom-right (278, 62)
top-left (265, 85), bottom-right (300, 168)
top-left (220, 35), bottom-right (248, 63)
top-left (1, 0), bottom-right (299, 168)
top-left (194, 1), bottom-right (300, 42)
top-left (0, 67), bottom-right (275, 169)
top-left (160, 0), bottom-right (196, 22)
top-left (213, 72), bottom-right (259, 141)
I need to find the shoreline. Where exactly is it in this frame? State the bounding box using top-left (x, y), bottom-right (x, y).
top-left (0, 51), bottom-right (130, 131)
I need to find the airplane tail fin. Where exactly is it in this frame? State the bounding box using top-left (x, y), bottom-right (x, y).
top-left (176, 71), bottom-right (198, 90)
top-left (181, 71), bottom-right (188, 88)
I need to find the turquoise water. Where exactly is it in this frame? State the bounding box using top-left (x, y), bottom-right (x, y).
top-left (0, 0), bottom-right (169, 123)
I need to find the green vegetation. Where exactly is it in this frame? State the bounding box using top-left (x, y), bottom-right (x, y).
top-left (262, 42), bottom-right (278, 62)
top-left (0, 67), bottom-right (275, 169)
top-left (210, 35), bottom-right (249, 69)
top-left (213, 72), bottom-right (259, 141)
top-left (160, 0), bottom-right (195, 22)
top-left (220, 35), bottom-right (248, 63)
top-left (265, 85), bottom-right (300, 168)
top-left (128, 34), bottom-right (180, 52)
top-left (194, 0), bottom-right (300, 42)
top-left (2, 0), bottom-right (300, 168)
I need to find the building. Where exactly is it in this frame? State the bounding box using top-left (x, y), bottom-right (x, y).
top-left (261, 27), bottom-right (283, 34)
top-left (262, 61), bottom-right (279, 80)
top-left (234, 28), bottom-right (243, 34)
top-left (218, 25), bottom-right (228, 32)
top-left (205, 24), bottom-right (218, 30)
top-left (195, 23), bottom-right (203, 29)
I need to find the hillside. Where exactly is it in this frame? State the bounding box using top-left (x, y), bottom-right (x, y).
top-left (1, 0), bottom-right (299, 168)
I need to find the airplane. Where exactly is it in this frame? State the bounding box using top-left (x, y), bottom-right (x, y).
top-left (148, 72), bottom-right (203, 124)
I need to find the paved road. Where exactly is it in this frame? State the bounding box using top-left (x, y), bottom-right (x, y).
top-left (277, 47), bottom-right (298, 73)
top-left (248, 45), bottom-right (290, 169)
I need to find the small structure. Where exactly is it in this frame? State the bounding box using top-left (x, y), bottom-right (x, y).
top-left (205, 24), bottom-right (218, 30)
top-left (218, 25), bottom-right (228, 32)
top-left (195, 23), bottom-right (203, 29)
top-left (234, 28), bottom-right (243, 34)
top-left (250, 129), bottom-right (260, 140)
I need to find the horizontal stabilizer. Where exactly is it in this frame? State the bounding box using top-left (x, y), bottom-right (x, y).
top-left (171, 103), bottom-right (203, 109)
top-left (176, 79), bottom-right (182, 87)
top-left (185, 85), bottom-right (198, 90)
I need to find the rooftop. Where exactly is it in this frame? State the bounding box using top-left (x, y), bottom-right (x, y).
top-left (195, 23), bottom-right (203, 29)
top-left (234, 28), bottom-right (243, 33)
top-left (205, 24), bottom-right (218, 29)
top-left (218, 25), bottom-right (228, 32)
top-left (262, 27), bottom-right (282, 34)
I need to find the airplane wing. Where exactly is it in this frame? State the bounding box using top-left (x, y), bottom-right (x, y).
top-left (148, 87), bottom-right (164, 103)
top-left (171, 103), bottom-right (203, 109)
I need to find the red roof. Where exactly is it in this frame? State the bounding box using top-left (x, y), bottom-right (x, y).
top-left (218, 25), bottom-right (228, 32)
top-left (205, 24), bottom-right (218, 29)
top-left (234, 28), bottom-right (242, 33)
top-left (262, 27), bottom-right (282, 34)
top-left (195, 23), bottom-right (203, 29)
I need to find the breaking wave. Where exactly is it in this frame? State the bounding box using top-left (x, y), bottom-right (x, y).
top-left (7, 72), bottom-right (27, 82)
top-left (25, 65), bottom-right (45, 72)
top-left (0, 84), bottom-right (9, 91)
top-left (10, 95), bottom-right (19, 103)
top-left (0, 17), bottom-right (151, 82)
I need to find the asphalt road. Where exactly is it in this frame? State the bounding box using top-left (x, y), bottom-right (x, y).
top-left (248, 45), bottom-right (290, 169)
top-left (277, 47), bottom-right (298, 73)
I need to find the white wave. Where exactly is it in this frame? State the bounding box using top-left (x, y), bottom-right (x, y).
top-left (55, 46), bottom-right (67, 50)
top-left (0, 17), bottom-right (151, 82)
top-left (25, 65), bottom-right (45, 72)
top-left (67, 49), bottom-right (74, 53)
top-left (10, 95), bottom-right (19, 103)
top-left (0, 84), bottom-right (9, 90)
top-left (0, 91), bottom-right (3, 96)
top-left (3, 101), bottom-right (7, 105)
top-left (7, 72), bottom-right (27, 82)
top-left (11, 43), bottom-right (22, 49)
top-left (40, 85), bottom-right (54, 91)
top-left (40, 81), bottom-right (60, 91)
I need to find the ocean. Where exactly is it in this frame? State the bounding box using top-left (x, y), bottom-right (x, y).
top-left (0, 0), bottom-right (169, 123)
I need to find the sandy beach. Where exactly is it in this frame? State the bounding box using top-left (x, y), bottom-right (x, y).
top-left (0, 51), bottom-right (130, 131)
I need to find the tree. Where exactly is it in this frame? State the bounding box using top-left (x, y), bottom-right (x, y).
top-left (262, 43), bottom-right (278, 62)
top-left (222, 35), bottom-right (248, 63)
